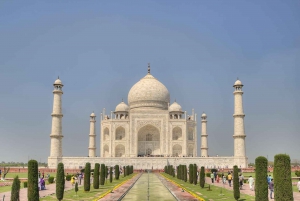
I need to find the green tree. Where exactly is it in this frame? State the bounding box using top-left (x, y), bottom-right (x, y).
top-left (100, 164), bottom-right (105, 185)
top-left (10, 176), bottom-right (20, 201)
top-left (123, 166), bottom-right (126, 177)
top-left (93, 163), bottom-right (100, 189)
top-left (75, 182), bottom-right (78, 196)
top-left (255, 156), bottom-right (268, 201)
top-left (125, 166), bottom-right (129, 176)
top-left (233, 165), bottom-right (240, 201)
top-left (27, 160), bottom-right (39, 201)
top-left (56, 163), bottom-right (65, 201)
top-left (189, 164), bottom-right (193, 184)
top-left (109, 167), bottom-right (113, 183)
top-left (115, 165), bottom-right (120, 180)
top-left (193, 164), bottom-right (197, 185)
top-left (84, 163), bottom-right (91, 191)
top-left (183, 165), bottom-right (187, 182)
top-left (274, 154), bottom-right (294, 201)
top-left (199, 166), bottom-right (205, 188)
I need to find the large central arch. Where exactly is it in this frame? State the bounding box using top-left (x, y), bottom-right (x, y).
top-left (137, 124), bottom-right (160, 156)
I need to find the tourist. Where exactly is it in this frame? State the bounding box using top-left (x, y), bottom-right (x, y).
top-left (248, 176), bottom-right (254, 191)
top-left (227, 173), bottom-right (232, 187)
top-left (216, 174), bottom-right (219, 183)
top-left (210, 172), bottom-right (214, 183)
top-left (269, 179), bottom-right (274, 199)
top-left (267, 175), bottom-right (272, 184)
top-left (239, 174), bottom-right (244, 190)
top-left (222, 174), bottom-right (226, 184)
top-left (297, 179), bottom-right (300, 192)
top-left (71, 175), bottom-right (75, 186)
top-left (78, 173), bottom-right (82, 185)
top-left (40, 177), bottom-right (45, 190)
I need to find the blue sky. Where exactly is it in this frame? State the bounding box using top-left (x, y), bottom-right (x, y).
top-left (0, 1), bottom-right (299, 163)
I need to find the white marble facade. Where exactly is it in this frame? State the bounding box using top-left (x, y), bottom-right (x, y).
top-left (48, 65), bottom-right (248, 169)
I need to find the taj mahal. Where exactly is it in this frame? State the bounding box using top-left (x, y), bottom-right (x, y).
top-left (48, 64), bottom-right (248, 169)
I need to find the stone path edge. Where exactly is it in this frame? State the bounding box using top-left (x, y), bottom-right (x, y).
top-left (94, 173), bottom-right (140, 201)
top-left (160, 173), bottom-right (205, 201)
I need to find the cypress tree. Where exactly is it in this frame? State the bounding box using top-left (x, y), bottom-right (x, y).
top-left (109, 167), bottom-right (113, 183)
top-left (178, 165), bottom-right (182, 180)
top-left (125, 166), bottom-right (129, 176)
top-left (183, 165), bottom-right (187, 182)
top-left (27, 160), bottom-right (39, 201)
top-left (189, 164), bottom-right (193, 184)
top-left (255, 156), bottom-right (268, 201)
top-left (176, 166), bottom-right (179, 179)
top-left (100, 164), bottom-right (105, 185)
top-left (93, 163), bottom-right (100, 189)
top-left (233, 165), bottom-right (240, 200)
top-left (10, 176), bottom-right (20, 201)
top-left (193, 164), bottom-right (197, 185)
top-left (84, 163), bottom-right (91, 191)
top-left (115, 165), bottom-right (120, 180)
top-left (274, 154), bottom-right (294, 201)
top-left (75, 182), bottom-right (78, 196)
top-left (56, 163), bottom-right (65, 201)
top-left (200, 166), bottom-right (205, 188)
top-left (105, 166), bottom-right (108, 181)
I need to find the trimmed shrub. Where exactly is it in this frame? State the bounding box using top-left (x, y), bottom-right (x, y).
top-left (189, 164), bottom-right (193, 184)
top-left (274, 154), bottom-right (294, 201)
top-left (65, 174), bottom-right (72, 181)
top-left (295, 170), bottom-right (300, 177)
top-left (75, 182), bottom-right (78, 195)
top-left (27, 160), bottom-right (39, 201)
top-left (109, 167), bottom-right (113, 183)
top-left (48, 176), bottom-right (54, 184)
top-left (183, 165), bottom-right (187, 182)
top-left (23, 182), bottom-right (28, 188)
top-left (193, 164), bottom-right (197, 185)
top-left (255, 156), bottom-right (268, 201)
top-left (93, 163), bottom-right (100, 189)
top-left (200, 166), bottom-right (205, 188)
top-left (56, 163), bottom-right (65, 201)
top-left (115, 165), bottom-right (120, 180)
top-left (233, 165), bottom-right (240, 200)
top-left (100, 164), bottom-right (105, 185)
top-left (206, 172), bottom-right (211, 177)
top-left (84, 163), bottom-right (91, 192)
top-left (11, 176), bottom-right (20, 201)
top-left (105, 166), bottom-right (108, 180)
top-left (125, 166), bottom-right (129, 176)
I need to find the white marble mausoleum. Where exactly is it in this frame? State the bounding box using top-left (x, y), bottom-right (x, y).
top-left (48, 65), bottom-right (248, 169)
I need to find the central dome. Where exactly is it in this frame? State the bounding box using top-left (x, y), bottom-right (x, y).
top-left (128, 72), bottom-right (170, 110)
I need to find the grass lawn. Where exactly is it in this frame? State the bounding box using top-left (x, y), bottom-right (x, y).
top-left (162, 173), bottom-right (255, 201)
top-left (4, 172), bottom-right (57, 179)
top-left (40, 173), bottom-right (137, 201)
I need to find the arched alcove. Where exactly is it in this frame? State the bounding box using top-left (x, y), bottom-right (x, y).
top-left (104, 128), bottom-right (109, 141)
top-left (103, 144), bottom-right (109, 157)
top-left (172, 144), bottom-right (182, 157)
top-left (115, 127), bottom-right (125, 140)
top-left (172, 127), bottom-right (182, 140)
top-left (115, 144), bottom-right (125, 157)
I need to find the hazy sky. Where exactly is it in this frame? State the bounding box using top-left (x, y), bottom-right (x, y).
top-left (0, 1), bottom-right (299, 164)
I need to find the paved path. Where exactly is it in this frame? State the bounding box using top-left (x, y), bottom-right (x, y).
top-left (0, 180), bottom-right (79, 201)
top-left (206, 177), bottom-right (300, 200)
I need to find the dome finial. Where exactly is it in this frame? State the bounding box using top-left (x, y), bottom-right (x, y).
top-left (122, 98), bottom-right (123, 102)
top-left (58, 76), bottom-right (59, 79)
top-left (148, 63), bottom-right (150, 74)
top-left (175, 99), bottom-right (176, 102)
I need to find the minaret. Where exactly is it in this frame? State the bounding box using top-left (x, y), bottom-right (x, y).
top-left (88, 112), bottom-right (96, 157)
top-left (233, 79), bottom-right (246, 157)
top-left (50, 77), bottom-right (64, 158)
top-left (200, 112), bottom-right (208, 157)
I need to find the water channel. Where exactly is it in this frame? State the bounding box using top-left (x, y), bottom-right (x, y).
top-left (121, 173), bottom-right (177, 201)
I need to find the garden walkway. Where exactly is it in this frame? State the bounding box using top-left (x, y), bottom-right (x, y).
top-left (0, 179), bottom-right (78, 201)
top-left (205, 177), bottom-right (300, 200)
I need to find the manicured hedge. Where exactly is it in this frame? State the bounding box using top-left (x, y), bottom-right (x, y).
top-left (193, 164), bottom-right (197, 185)
top-left (93, 163), bottom-right (100, 189)
top-left (274, 154), bottom-right (294, 201)
top-left (56, 163), bottom-right (65, 201)
top-left (28, 160), bottom-right (39, 201)
top-left (115, 165), bottom-right (120, 180)
top-left (48, 176), bottom-right (54, 184)
top-left (11, 176), bottom-right (20, 201)
top-left (189, 164), bottom-right (193, 184)
top-left (84, 163), bottom-right (91, 191)
top-left (100, 164), bottom-right (105, 185)
top-left (200, 166), bottom-right (205, 188)
top-left (255, 156), bottom-right (268, 201)
top-left (233, 165), bottom-right (240, 201)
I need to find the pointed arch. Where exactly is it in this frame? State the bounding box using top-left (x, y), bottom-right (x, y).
top-left (103, 127), bottom-right (110, 141)
top-left (172, 127), bottom-right (182, 140)
top-left (103, 144), bottom-right (109, 157)
top-left (172, 144), bottom-right (182, 157)
top-left (115, 144), bottom-right (125, 157)
top-left (115, 127), bottom-right (125, 140)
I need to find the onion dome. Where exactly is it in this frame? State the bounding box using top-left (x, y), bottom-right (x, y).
top-left (234, 79), bottom-right (243, 86)
top-left (115, 101), bottom-right (129, 112)
top-left (169, 101), bottom-right (182, 112)
top-left (128, 65), bottom-right (170, 110)
top-left (201, 112), bottom-right (207, 117)
top-left (90, 112), bottom-right (96, 117)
